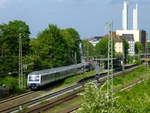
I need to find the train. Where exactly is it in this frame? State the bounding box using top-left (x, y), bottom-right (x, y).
top-left (27, 62), bottom-right (93, 89)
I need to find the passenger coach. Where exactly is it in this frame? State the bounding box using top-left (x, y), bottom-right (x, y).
top-left (27, 62), bottom-right (92, 89)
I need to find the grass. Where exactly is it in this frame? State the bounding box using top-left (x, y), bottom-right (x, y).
top-left (76, 65), bottom-right (150, 113)
top-left (43, 65), bottom-right (149, 113)
top-left (116, 76), bottom-right (150, 113)
top-left (63, 71), bottom-right (95, 85)
top-left (113, 65), bottom-right (146, 88)
top-left (40, 65), bottom-right (145, 96)
top-left (44, 96), bottom-right (82, 113)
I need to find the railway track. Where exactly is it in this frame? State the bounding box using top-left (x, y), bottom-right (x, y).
top-left (0, 90), bottom-right (34, 104)
top-left (26, 90), bottom-right (81, 113)
top-left (21, 65), bottom-right (141, 113)
top-left (61, 77), bottom-right (145, 113)
top-left (0, 64), bottom-right (140, 113)
top-left (0, 84), bottom-right (81, 113)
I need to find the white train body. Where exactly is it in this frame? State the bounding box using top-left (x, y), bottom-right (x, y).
top-left (27, 63), bottom-right (91, 89)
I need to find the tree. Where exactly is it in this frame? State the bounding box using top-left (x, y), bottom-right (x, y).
top-left (60, 29), bottom-right (76, 65)
top-left (37, 25), bottom-right (81, 68)
top-left (82, 40), bottom-right (95, 59)
top-left (147, 42), bottom-right (150, 53)
top-left (0, 20), bottom-right (30, 76)
top-left (65, 28), bottom-right (81, 63)
top-left (95, 38), bottom-right (115, 58)
top-left (0, 20), bottom-right (30, 56)
top-left (29, 38), bottom-right (40, 56)
top-left (37, 24), bottom-right (66, 68)
top-left (122, 38), bottom-right (129, 64)
top-left (135, 42), bottom-right (144, 54)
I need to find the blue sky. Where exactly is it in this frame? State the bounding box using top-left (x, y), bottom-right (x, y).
top-left (0, 0), bottom-right (150, 39)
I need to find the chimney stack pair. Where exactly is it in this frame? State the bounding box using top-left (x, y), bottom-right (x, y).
top-left (122, 1), bottom-right (138, 30)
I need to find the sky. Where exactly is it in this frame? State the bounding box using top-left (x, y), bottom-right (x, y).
top-left (0, 0), bottom-right (150, 39)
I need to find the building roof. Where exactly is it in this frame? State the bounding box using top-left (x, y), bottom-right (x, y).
top-left (104, 32), bottom-right (123, 42)
top-left (86, 36), bottom-right (103, 42)
top-left (122, 34), bottom-right (134, 41)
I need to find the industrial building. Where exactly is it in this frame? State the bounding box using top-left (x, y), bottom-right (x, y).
top-left (116, 1), bottom-right (147, 55)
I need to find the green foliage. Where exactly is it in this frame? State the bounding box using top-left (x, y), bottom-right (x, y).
top-left (65, 28), bottom-right (81, 63)
top-left (82, 40), bottom-right (95, 58)
top-left (0, 76), bottom-right (24, 93)
top-left (29, 38), bottom-right (40, 56)
top-left (122, 38), bottom-right (129, 64)
top-left (41, 99), bottom-right (47, 104)
top-left (95, 38), bottom-right (115, 58)
top-left (114, 65), bottom-right (145, 88)
top-left (60, 29), bottom-right (76, 65)
top-left (117, 78), bottom-right (150, 113)
top-left (0, 20), bottom-right (30, 77)
top-left (77, 65), bottom-right (150, 113)
top-left (0, 20), bottom-right (30, 56)
top-left (95, 38), bottom-right (108, 57)
top-left (135, 42), bottom-right (144, 54)
top-left (0, 20), bottom-right (81, 90)
top-left (36, 24), bottom-right (81, 69)
top-left (147, 42), bottom-right (150, 53)
top-left (63, 71), bottom-right (95, 85)
top-left (77, 83), bottom-right (121, 113)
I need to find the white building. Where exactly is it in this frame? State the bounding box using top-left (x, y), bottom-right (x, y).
top-left (87, 36), bottom-right (102, 46)
top-left (116, 30), bottom-right (140, 55)
top-left (122, 34), bottom-right (135, 55)
top-left (114, 36), bottom-right (124, 54)
top-left (116, 30), bottom-right (140, 42)
top-left (116, 2), bottom-right (146, 55)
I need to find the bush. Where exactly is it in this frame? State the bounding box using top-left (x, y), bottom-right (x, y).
top-left (76, 83), bottom-right (122, 113)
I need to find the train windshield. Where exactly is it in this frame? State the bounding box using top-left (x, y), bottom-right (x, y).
top-left (29, 75), bottom-right (39, 81)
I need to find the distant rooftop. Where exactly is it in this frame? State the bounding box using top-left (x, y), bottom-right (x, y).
top-left (86, 36), bottom-right (103, 41)
top-left (104, 32), bottom-right (123, 42)
top-left (122, 34), bottom-right (134, 41)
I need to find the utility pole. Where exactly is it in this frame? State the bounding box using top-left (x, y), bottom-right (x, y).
top-left (122, 43), bottom-right (125, 71)
top-left (145, 34), bottom-right (148, 81)
top-left (80, 42), bottom-right (84, 63)
top-left (107, 21), bottom-right (114, 105)
top-left (19, 33), bottom-right (23, 89)
top-left (75, 52), bottom-right (77, 64)
top-left (87, 41), bottom-right (89, 60)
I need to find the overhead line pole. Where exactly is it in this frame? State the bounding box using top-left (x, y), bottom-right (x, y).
top-left (145, 33), bottom-right (148, 81)
top-left (107, 21), bottom-right (114, 105)
top-left (19, 33), bottom-right (23, 89)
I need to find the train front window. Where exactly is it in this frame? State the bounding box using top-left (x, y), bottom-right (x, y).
top-left (29, 75), bottom-right (39, 81)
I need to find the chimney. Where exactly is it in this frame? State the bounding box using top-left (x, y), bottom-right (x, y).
top-left (133, 4), bottom-right (138, 30)
top-left (122, 1), bottom-right (128, 30)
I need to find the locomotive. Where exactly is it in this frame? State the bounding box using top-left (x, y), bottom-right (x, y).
top-left (27, 62), bottom-right (92, 89)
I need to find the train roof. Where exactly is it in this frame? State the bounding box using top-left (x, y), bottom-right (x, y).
top-left (28, 63), bottom-right (89, 76)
